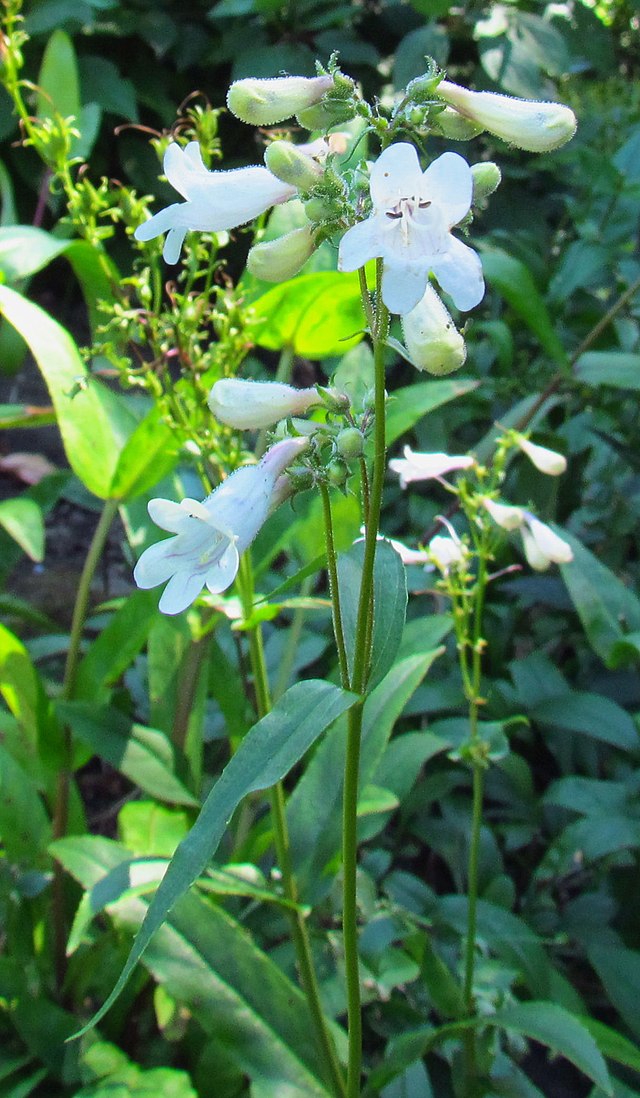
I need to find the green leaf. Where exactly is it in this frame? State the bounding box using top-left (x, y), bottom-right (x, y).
top-left (77, 1040), bottom-right (197, 1098)
top-left (393, 24), bottom-right (449, 88)
top-left (0, 285), bottom-right (137, 498)
top-left (71, 680), bottom-right (356, 1036)
top-left (251, 271), bottom-right (364, 357)
top-left (0, 744), bottom-right (51, 862)
top-left (74, 589), bottom-right (160, 704)
top-left (57, 702), bottom-right (199, 808)
top-left (532, 692), bottom-right (638, 750)
top-left (588, 945), bottom-right (640, 1040)
top-left (579, 1016), bottom-right (640, 1075)
top-left (491, 1003), bottom-right (611, 1094)
top-left (0, 498), bottom-right (44, 561)
top-left (559, 533), bottom-right (640, 668)
top-left (288, 653), bottom-right (441, 896)
top-left (480, 246), bottom-right (568, 367)
top-left (36, 29), bottom-right (81, 123)
top-left (575, 352), bottom-right (640, 390)
top-left (0, 622), bottom-right (49, 762)
top-left (108, 404), bottom-right (180, 500)
top-left (0, 403), bottom-right (56, 428)
top-left (337, 538), bottom-right (407, 690)
top-left (386, 378), bottom-right (479, 447)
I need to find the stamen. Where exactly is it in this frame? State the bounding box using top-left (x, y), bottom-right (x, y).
top-left (419, 200), bottom-right (432, 209)
top-left (386, 211), bottom-right (403, 220)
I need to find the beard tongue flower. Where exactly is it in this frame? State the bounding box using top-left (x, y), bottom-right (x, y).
top-left (134, 437), bottom-right (308, 614)
top-left (389, 446), bottom-right (476, 488)
top-left (134, 141), bottom-right (296, 264)
top-left (338, 143), bottom-right (484, 315)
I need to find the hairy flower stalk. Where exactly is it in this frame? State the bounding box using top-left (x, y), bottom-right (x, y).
top-left (338, 144), bottom-right (484, 315)
top-left (134, 437), bottom-right (307, 613)
top-left (134, 141), bottom-right (296, 263)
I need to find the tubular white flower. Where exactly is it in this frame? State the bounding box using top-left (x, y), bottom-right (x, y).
top-left (401, 285), bottom-right (467, 375)
top-left (428, 534), bottom-right (467, 574)
top-left (358, 526), bottom-right (429, 567)
top-left (389, 446), bottom-right (475, 488)
top-left (134, 141), bottom-right (296, 264)
top-left (520, 515), bottom-right (573, 572)
top-left (482, 496), bottom-right (525, 531)
top-left (208, 378), bottom-right (321, 430)
top-left (134, 437), bottom-right (308, 614)
top-left (226, 75), bottom-right (333, 126)
top-left (437, 81), bottom-right (577, 153)
top-left (516, 436), bottom-right (567, 476)
top-left (338, 143), bottom-right (484, 315)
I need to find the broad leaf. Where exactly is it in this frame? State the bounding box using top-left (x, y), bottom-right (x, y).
top-left (559, 533), bottom-right (640, 668)
top-left (251, 271), bottom-right (364, 357)
top-left (337, 538), bottom-right (407, 690)
top-left (72, 680), bottom-right (356, 1034)
top-left (386, 377), bottom-right (479, 447)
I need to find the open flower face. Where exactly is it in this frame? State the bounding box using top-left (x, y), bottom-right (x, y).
top-left (134, 437), bottom-right (307, 614)
top-left (338, 144), bottom-right (484, 315)
top-left (134, 141), bottom-right (296, 263)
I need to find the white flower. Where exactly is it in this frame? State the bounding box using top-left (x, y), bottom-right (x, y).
top-left (134, 142), bottom-right (296, 264)
top-left (338, 143), bottom-right (484, 315)
top-left (246, 225), bottom-right (316, 283)
top-left (520, 515), bottom-right (573, 571)
top-left (428, 534), bottom-right (467, 574)
top-left (436, 81), bottom-right (577, 154)
top-left (482, 496), bottom-right (525, 531)
top-left (401, 285), bottom-right (467, 375)
top-left (516, 436), bottom-right (567, 476)
top-left (208, 378), bottom-right (321, 430)
top-left (134, 437), bottom-right (307, 614)
top-left (389, 446), bottom-right (475, 488)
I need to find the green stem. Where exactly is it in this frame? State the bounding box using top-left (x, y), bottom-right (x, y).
top-left (342, 269), bottom-right (389, 1098)
top-left (52, 496), bottom-right (119, 988)
top-left (319, 481), bottom-right (350, 690)
top-left (237, 555), bottom-right (346, 1098)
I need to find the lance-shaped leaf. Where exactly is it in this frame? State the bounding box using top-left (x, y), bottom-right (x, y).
top-left (72, 679), bottom-right (356, 1036)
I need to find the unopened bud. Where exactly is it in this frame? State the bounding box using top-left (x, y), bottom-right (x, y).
top-left (516, 436), bottom-right (567, 475)
top-left (208, 378), bottom-right (321, 430)
top-left (471, 161), bottom-right (502, 203)
top-left (401, 286), bottom-right (467, 376)
top-left (247, 225), bottom-right (315, 283)
top-left (264, 140), bottom-right (323, 190)
top-left (327, 458), bottom-right (349, 488)
top-left (296, 98), bottom-right (356, 130)
top-left (433, 105), bottom-right (485, 141)
top-left (336, 427), bottom-right (364, 462)
top-left (437, 80), bottom-right (577, 153)
top-left (227, 75), bottom-right (333, 126)
top-left (304, 195), bottom-right (343, 223)
top-left (482, 497), bottom-right (524, 531)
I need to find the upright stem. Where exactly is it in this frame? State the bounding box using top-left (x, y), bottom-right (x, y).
top-left (52, 496), bottom-right (119, 988)
top-left (319, 481), bottom-right (350, 690)
top-left (236, 555), bottom-right (346, 1098)
top-left (342, 272), bottom-right (388, 1098)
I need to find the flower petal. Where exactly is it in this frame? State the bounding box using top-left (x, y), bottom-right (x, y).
top-left (370, 143), bottom-right (423, 207)
top-left (381, 260), bottom-right (428, 315)
top-left (430, 235), bottom-right (484, 312)
top-left (158, 569), bottom-right (206, 615)
top-left (163, 141), bottom-right (207, 199)
top-left (134, 204), bottom-right (182, 243)
top-left (163, 227), bottom-right (188, 264)
top-left (421, 151), bottom-right (473, 228)
top-left (133, 539), bottom-right (179, 588)
top-left (185, 165), bottom-right (295, 231)
top-left (148, 498), bottom-right (188, 533)
top-left (338, 217), bottom-right (382, 272)
top-left (205, 541), bottom-right (240, 594)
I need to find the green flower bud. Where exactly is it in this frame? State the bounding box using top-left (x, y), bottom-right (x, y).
top-left (437, 80), bottom-right (577, 153)
top-left (247, 225), bottom-right (316, 283)
top-left (296, 98), bottom-right (357, 130)
top-left (264, 140), bottom-right (323, 190)
top-left (336, 427), bottom-right (364, 461)
top-left (471, 161), bottom-right (502, 203)
top-left (304, 195), bottom-right (343, 223)
top-left (227, 75), bottom-right (332, 126)
top-left (433, 105), bottom-right (485, 141)
top-left (327, 458), bottom-right (349, 488)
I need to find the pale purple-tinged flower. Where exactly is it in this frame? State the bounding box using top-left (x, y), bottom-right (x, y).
top-left (516, 436), bottom-right (567, 476)
top-left (520, 515), bottom-right (573, 571)
top-left (134, 437), bottom-right (308, 614)
top-left (134, 141), bottom-right (296, 263)
top-left (428, 534), bottom-right (467, 574)
top-left (208, 378), bottom-right (321, 430)
top-left (389, 446), bottom-right (475, 488)
top-left (338, 143), bottom-right (484, 315)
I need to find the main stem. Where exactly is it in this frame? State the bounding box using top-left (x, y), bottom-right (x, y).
top-left (52, 496), bottom-right (120, 988)
top-left (343, 273), bottom-right (388, 1098)
top-left (237, 556), bottom-right (346, 1098)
